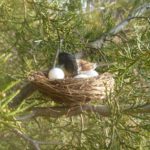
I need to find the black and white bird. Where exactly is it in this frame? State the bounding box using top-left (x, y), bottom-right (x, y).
top-left (58, 52), bottom-right (78, 77)
top-left (58, 52), bottom-right (99, 78)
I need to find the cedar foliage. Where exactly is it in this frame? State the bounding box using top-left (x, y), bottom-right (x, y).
top-left (0, 0), bottom-right (150, 149)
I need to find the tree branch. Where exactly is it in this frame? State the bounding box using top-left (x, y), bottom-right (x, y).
top-left (8, 82), bottom-right (37, 109)
top-left (15, 103), bottom-right (150, 120)
top-left (8, 71), bottom-right (49, 109)
top-left (123, 103), bottom-right (150, 114)
top-left (88, 3), bottom-right (150, 49)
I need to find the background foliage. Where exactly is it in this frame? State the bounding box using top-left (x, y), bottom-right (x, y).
top-left (0, 0), bottom-right (150, 149)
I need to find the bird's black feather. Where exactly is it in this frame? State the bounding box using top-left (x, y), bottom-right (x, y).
top-left (58, 52), bottom-right (78, 75)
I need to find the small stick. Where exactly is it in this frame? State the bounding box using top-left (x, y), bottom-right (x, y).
top-left (53, 39), bottom-right (63, 68)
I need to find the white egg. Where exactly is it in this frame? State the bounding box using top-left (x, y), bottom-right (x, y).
top-left (48, 68), bottom-right (65, 80)
top-left (80, 70), bottom-right (99, 77)
top-left (74, 74), bottom-right (89, 79)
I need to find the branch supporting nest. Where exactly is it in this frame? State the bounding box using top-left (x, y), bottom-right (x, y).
top-left (8, 83), bottom-right (36, 108)
top-left (16, 104), bottom-right (150, 121)
top-left (32, 104), bottom-right (111, 117)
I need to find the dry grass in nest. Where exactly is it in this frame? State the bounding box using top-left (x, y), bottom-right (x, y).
top-left (28, 72), bottom-right (115, 105)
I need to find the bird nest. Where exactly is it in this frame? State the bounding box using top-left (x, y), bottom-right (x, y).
top-left (28, 72), bottom-right (115, 105)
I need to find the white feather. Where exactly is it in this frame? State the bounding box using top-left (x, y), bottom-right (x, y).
top-left (80, 70), bottom-right (99, 77)
top-left (74, 74), bottom-right (89, 79)
top-left (74, 70), bottom-right (99, 79)
top-left (48, 68), bottom-right (65, 80)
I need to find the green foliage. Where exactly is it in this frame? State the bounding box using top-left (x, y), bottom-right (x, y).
top-left (0, 0), bottom-right (150, 149)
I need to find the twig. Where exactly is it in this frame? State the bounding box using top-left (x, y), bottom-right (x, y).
top-left (13, 128), bottom-right (62, 150)
top-left (53, 30), bottom-right (63, 68)
top-left (23, 0), bottom-right (27, 19)
top-left (88, 3), bottom-right (150, 49)
top-left (13, 129), bottom-right (42, 150)
top-left (123, 103), bottom-right (150, 114)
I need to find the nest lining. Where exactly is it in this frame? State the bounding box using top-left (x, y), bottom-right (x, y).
top-left (29, 72), bottom-right (115, 105)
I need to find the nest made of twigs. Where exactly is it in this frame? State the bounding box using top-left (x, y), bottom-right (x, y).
top-left (29, 72), bottom-right (115, 105)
